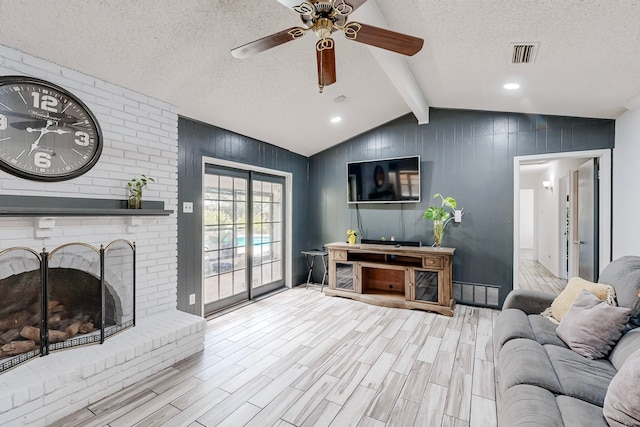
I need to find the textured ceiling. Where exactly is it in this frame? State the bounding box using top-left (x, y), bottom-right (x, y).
top-left (1, 0), bottom-right (639, 156)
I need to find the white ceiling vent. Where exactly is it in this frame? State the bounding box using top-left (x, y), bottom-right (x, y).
top-left (510, 42), bottom-right (539, 64)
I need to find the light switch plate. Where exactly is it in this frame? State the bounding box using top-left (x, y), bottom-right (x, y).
top-left (183, 202), bottom-right (193, 213)
top-left (189, 294), bottom-right (196, 305)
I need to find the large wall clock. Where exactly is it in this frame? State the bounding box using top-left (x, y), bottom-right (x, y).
top-left (0, 76), bottom-right (103, 181)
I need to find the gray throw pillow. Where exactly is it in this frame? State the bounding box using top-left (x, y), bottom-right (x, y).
top-left (556, 290), bottom-right (631, 359)
top-left (604, 349), bottom-right (640, 427)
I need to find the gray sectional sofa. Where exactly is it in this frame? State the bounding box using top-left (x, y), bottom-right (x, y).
top-left (494, 256), bottom-right (640, 427)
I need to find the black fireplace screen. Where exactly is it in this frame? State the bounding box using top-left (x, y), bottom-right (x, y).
top-left (0, 239), bottom-right (135, 373)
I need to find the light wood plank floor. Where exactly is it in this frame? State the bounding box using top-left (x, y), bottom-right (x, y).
top-left (53, 287), bottom-right (499, 427)
top-left (519, 258), bottom-right (567, 296)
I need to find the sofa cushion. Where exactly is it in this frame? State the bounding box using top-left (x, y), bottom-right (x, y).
top-left (609, 328), bottom-right (640, 370)
top-left (528, 314), bottom-right (568, 348)
top-left (499, 338), bottom-right (563, 396)
top-left (556, 395), bottom-right (608, 427)
top-left (603, 349), bottom-right (640, 427)
top-left (545, 344), bottom-right (617, 407)
top-left (598, 255), bottom-right (640, 309)
top-left (494, 308), bottom-right (536, 359)
top-left (556, 290), bottom-right (630, 359)
top-left (499, 384), bottom-right (564, 427)
top-left (551, 277), bottom-right (615, 321)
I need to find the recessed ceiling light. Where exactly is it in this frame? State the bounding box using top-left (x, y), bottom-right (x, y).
top-left (331, 116), bottom-right (342, 123)
top-left (504, 83), bottom-right (520, 90)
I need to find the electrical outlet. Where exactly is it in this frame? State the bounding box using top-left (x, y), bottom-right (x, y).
top-left (183, 202), bottom-right (193, 213)
top-left (189, 294), bottom-right (196, 305)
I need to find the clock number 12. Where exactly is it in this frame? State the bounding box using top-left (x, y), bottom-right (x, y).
top-left (32, 92), bottom-right (59, 113)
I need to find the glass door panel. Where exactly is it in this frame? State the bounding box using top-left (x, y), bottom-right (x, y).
top-left (251, 174), bottom-right (285, 296)
top-left (203, 169), bottom-right (249, 313)
top-left (414, 270), bottom-right (439, 303)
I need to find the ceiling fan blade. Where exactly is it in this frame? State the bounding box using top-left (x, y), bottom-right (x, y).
top-left (231, 27), bottom-right (307, 59)
top-left (316, 39), bottom-right (337, 93)
top-left (343, 22), bottom-right (424, 56)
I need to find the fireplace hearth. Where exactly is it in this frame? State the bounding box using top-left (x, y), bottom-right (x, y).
top-left (0, 240), bottom-right (135, 372)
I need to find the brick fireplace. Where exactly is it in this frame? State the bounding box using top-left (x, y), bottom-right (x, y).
top-left (0, 45), bottom-right (206, 426)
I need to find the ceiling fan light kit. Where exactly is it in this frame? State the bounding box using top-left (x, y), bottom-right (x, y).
top-left (231, 0), bottom-right (424, 93)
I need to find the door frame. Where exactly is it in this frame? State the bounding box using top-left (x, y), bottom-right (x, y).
top-left (201, 156), bottom-right (293, 315)
top-left (513, 149), bottom-right (611, 290)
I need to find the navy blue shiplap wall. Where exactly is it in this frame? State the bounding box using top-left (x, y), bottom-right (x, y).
top-left (308, 108), bottom-right (615, 306)
top-left (177, 117), bottom-right (309, 315)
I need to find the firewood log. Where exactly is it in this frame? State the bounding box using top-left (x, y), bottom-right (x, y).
top-left (66, 320), bottom-right (84, 337)
top-left (0, 328), bottom-right (21, 345)
top-left (0, 311), bottom-right (31, 329)
top-left (20, 325), bottom-right (41, 342)
top-left (48, 330), bottom-right (68, 343)
top-left (0, 340), bottom-right (36, 356)
top-left (48, 314), bottom-right (62, 329)
top-left (50, 304), bottom-right (65, 314)
top-left (79, 322), bottom-right (95, 334)
top-left (20, 326), bottom-right (68, 343)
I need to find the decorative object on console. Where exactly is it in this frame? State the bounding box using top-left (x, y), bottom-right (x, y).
top-left (346, 229), bottom-right (357, 245)
top-left (0, 76), bottom-right (103, 181)
top-left (127, 174), bottom-right (155, 209)
top-left (423, 193), bottom-right (457, 247)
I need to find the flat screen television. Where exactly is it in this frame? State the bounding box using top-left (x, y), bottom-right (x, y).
top-left (347, 155), bottom-right (421, 204)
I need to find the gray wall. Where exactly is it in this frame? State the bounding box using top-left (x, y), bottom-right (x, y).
top-left (177, 117), bottom-right (309, 315)
top-left (308, 108), bottom-right (615, 306)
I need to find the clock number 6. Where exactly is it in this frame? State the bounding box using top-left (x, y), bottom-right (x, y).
top-left (34, 152), bottom-right (52, 168)
top-left (75, 131), bottom-right (90, 146)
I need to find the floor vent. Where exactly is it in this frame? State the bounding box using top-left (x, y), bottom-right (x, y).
top-left (453, 281), bottom-right (500, 308)
top-left (510, 42), bottom-right (539, 64)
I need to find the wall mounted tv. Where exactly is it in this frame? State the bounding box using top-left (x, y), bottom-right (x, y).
top-left (347, 155), bottom-right (421, 204)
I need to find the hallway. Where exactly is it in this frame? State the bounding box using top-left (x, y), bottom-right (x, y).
top-left (518, 251), bottom-right (567, 295)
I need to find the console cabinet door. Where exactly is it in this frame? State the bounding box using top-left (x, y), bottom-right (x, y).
top-left (333, 262), bottom-right (357, 292)
top-left (412, 268), bottom-right (441, 304)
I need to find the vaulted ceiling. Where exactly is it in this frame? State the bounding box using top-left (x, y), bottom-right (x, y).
top-left (1, 0), bottom-right (639, 156)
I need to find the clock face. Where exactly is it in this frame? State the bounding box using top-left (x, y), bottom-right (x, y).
top-left (0, 76), bottom-right (102, 181)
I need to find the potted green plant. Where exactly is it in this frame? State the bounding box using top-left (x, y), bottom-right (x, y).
top-left (127, 174), bottom-right (155, 209)
top-left (423, 193), bottom-right (457, 247)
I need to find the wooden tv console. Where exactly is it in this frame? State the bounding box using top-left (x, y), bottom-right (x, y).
top-left (324, 242), bottom-right (456, 316)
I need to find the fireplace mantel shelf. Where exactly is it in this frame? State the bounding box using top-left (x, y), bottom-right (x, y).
top-left (0, 195), bottom-right (173, 217)
top-left (0, 207), bottom-right (173, 217)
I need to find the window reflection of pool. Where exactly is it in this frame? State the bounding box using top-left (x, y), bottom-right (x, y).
top-left (204, 235), bottom-right (272, 275)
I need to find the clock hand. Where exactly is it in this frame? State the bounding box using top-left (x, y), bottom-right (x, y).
top-left (27, 120), bottom-right (53, 156)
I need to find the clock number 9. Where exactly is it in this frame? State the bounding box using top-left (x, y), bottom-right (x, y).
top-left (32, 92), bottom-right (59, 113)
top-left (34, 152), bottom-right (52, 168)
top-left (75, 131), bottom-right (90, 146)
top-left (0, 114), bottom-right (6, 130)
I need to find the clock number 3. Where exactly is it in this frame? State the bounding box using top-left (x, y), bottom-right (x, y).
top-left (32, 92), bottom-right (59, 113)
top-left (34, 152), bottom-right (52, 168)
top-left (0, 114), bottom-right (7, 130)
top-left (75, 131), bottom-right (90, 146)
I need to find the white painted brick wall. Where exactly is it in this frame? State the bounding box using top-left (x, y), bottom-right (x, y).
top-left (0, 44), bottom-right (207, 427)
top-left (0, 44), bottom-right (179, 317)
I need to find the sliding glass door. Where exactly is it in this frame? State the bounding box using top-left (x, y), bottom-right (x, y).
top-left (203, 166), bottom-right (285, 314)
